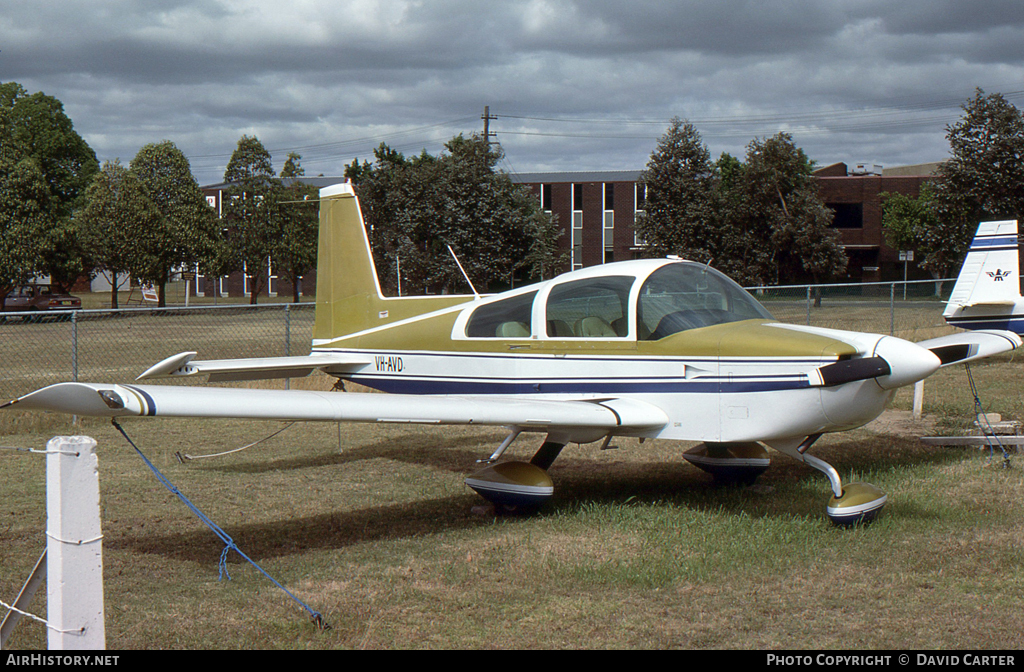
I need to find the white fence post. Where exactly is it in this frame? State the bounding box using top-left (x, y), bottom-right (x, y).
top-left (46, 436), bottom-right (105, 650)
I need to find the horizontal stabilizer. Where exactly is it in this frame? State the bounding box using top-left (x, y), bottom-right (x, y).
top-left (2, 383), bottom-right (668, 437)
top-left (961, 300), bottom-right (1017, 307)
top-left (137, 351), bottom-right (372, 382)
top-left (916, 330), bottom-right (1021, 367)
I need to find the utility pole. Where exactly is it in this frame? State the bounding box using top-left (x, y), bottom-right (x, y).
top-left (482, 106), bottom-right (498, 145)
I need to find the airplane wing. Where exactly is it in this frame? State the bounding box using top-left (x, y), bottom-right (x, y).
top-left (2, 383), bottom-right (669, 436)
top-left (136, 351), bottom-right (372, 382)
top-left (916, 330), bottom-right (1021, 367)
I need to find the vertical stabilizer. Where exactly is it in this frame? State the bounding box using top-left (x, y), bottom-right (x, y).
top-left (312, 183), bottom-right (471, 345)
top-left (944, 220), bottom-right (1023, 332)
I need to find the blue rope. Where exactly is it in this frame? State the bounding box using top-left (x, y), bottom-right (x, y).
top-left (111, 419), bottom-right (329, 630)
top-left (965, 363), bottom-right (1011, 469)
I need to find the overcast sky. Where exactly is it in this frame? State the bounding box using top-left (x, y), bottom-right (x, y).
top-left (5, 0), bottom-right (1024, 185)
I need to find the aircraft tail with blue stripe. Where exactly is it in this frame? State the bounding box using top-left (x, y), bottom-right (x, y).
top-left (943, 220), bottom-right (1023, 333)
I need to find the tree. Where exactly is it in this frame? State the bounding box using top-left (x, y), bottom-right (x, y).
top-left (280, 152), bottom-right (305, 178)
top-left (881, 189), bottom-right (951, 295)
top-left (275, 155), bottom-right (319, 302)
top-left (934, 89), bottom-right (1024, 223)
top-left (0, 107), bottom-right (52, 300)
top-left (910, 89), bottom-right (1024, 283)
top-left (76, 161), bottom-right (167, 308)
top-left (880, 191), bottom-right (926, 253)
top-left (221, 135), bottom-right (281, 304)
top-left (223, 135), bottom-right (275, 184)
top-left (425, 135), bottom-right (562, 292)
top-left (1, 83), bottom-right (98, 212)
top-left (130, 141), bottom-right (220, 306)
top-left (722, 133), bottom-right (846, 286)
top-left (883, 184), bottom-right (970, 295)
top-left (347, 135), bottom-right (561, 295)
top-left (1, 82), bottom-right (99, 290)
top-left (634, 118), bottom-right (720, 263)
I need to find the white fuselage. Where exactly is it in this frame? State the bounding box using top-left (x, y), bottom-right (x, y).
top-left (328, 335), bottom-right (895, 443)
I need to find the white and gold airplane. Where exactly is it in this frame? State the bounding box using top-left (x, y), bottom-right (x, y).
top-left (5, 183), bottom-right (1021, 524)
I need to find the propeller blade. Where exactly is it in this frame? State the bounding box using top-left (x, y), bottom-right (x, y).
top-left (811, 356), bottom-right (891, 387)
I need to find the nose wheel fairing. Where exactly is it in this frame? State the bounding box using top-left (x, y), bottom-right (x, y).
top-left (826, 483), bottom-right (888, 526)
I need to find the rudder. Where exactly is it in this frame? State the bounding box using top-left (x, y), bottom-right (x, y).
top-left (312, 183), bottom-right (472, 345)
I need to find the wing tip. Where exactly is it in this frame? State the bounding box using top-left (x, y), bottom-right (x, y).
top-left (137, 351), bottom-right (198, 380)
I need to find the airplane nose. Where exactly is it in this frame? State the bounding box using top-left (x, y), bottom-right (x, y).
top-left (872, 336), bottom-right (941, 390)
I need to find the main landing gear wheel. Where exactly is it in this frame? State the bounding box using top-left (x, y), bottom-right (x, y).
top-left (683, 442), bottom-right (771, 485)
top-left (826, 482), bottom-right (887, 527)
top-left (464, 461), bottom-right (554, 512)
top-left (465, 438), bottom-right (566, 514)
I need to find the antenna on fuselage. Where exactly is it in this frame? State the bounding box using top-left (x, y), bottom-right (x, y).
top-left (698, 257), bottom-right (713, 290)
top-left (448, 244), bottom-right (480, 298)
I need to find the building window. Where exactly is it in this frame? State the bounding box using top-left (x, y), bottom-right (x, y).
top-left (634, 183), bottom-right (648, 246)
top-left (541, 183), bottom-right (552, 211)
top-left (572, 183), bottom-right (584, 270)
top-left (828, 203), bottom-right (863, 229)
top-left (604, 183), bottom-right (615, 264)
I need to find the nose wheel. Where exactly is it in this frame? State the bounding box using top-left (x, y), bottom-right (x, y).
top-left (827, 482), bottom-right (887, 526)
top-left (767, 435), bottom-right (887, 526)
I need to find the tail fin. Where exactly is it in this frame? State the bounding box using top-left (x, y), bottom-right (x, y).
top-left (312, 183), bottom-right (471, 345)
top-left (944, 219), bottom-right (1023, 332)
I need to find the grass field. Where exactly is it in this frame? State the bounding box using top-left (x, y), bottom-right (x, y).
top-left (3, 291), bottom-right (1024, 649)
top-left (2, 359), bottom-right (1024, 650)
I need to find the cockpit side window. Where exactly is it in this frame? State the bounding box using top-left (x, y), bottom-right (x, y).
top-left (638, 263), bottom-right (773, 340)
top-left (465, 291), bottom-right (537, 338)
top-left (545, 276), bottom-right (634, 338)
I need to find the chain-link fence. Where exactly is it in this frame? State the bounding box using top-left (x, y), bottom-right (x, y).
top-left (1, 278), bottom-right (956, 402)
top-left (749, 277), bottom-right (956, 343)
top-left (1, 303), bottom-right (315, 401)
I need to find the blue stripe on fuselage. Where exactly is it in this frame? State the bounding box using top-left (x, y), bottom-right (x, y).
top-left (946, 316), bottom-right (1024, 332)
top-left (346, 375), bottom-right (811, 396)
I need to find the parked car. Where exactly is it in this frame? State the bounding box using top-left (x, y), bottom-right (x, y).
top-left (2, 284), bottom-right (82, 313)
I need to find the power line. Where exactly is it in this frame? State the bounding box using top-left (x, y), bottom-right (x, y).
top-left (497, 90), bottom-right (1024, 129)
top-left (186, 116), bottom-right (479, 180)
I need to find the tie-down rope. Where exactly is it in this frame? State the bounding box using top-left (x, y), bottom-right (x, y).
top-left (110, 419), bottom-right (329, 630)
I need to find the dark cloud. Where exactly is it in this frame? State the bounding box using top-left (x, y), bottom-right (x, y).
top-left (864, 0), bottom-right (1024, 36)
top-left (3, 1), bottom-right (1023, 184)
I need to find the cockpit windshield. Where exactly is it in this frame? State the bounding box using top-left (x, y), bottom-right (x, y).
top-left (637, 262), bottom-right (774, 340)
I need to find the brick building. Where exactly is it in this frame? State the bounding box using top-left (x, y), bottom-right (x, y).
top-left (512, 162), bottom-right (941, 283)
top-left (199, 162), bottom-right (940, 299)
top-left (811, 162), bottom-right (941, 282)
